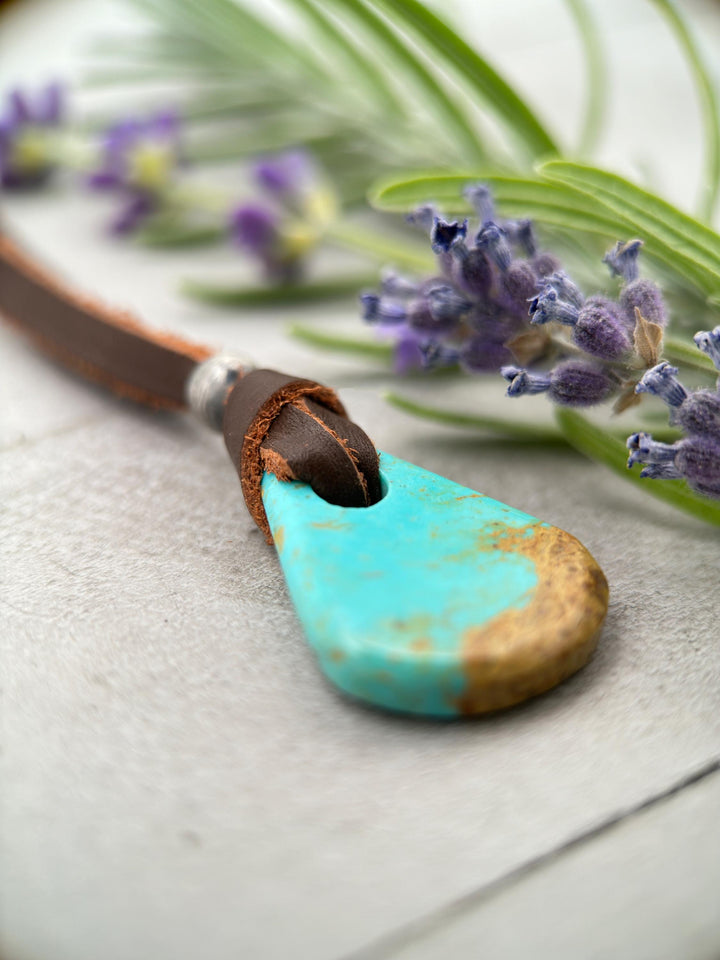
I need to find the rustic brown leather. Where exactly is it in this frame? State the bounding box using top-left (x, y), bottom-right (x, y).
top-left (0, 233), bottom-right (211, 409)
top-left (223, 369), bottom-right (382, 541)
top-left (0, 233), bottom-right (382, 534)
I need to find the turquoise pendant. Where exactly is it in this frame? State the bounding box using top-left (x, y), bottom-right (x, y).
top-left (262, 452), bottom-right (608, 717)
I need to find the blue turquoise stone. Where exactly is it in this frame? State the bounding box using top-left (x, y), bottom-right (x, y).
top-left (261, 452), bottom-right (608, 717)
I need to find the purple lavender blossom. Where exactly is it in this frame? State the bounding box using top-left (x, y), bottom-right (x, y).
top-left (619, 278), bottom-right (666, 329)
top-left (627, 327), bottom-right (720, 499)
top-left (675, 390), bottom-right (720, 441)
top-left (0, 83), bottom-right (63, 189)
top-left (460, 335), bottom-right (513, 373)
top-left (463, 184), bottom-right (494, 224)
top-left (393, 335), bottom-right (424, 375)
top-left (603, 239), bottom-right (643, 282)
top-left (674, 435), bottom-right (720, 497)
top-left (528, 286), bottom-right (579, 326)
top-left (87, 111), bottom-right (181, 234)
top-left (475, 222), bottom-right (513, 272)
top-left (253, 149), bottom-right (312, 199)
top-left (627, 432), bottom-right (720, 496)
top-left (573, 297), bottom-right (631, 360)
top-left (635, 362), bottom-right (689, 408)
top-left (231, 149), bottom-right (335, 281)
top-left (694, 326), bottom-right (720, 372)
top-left (431, 217), bottom-right (468, 254)
top-left (503, 360), bottom-right (614, 406)
top-left (362, 185), bottom-right (585, 378)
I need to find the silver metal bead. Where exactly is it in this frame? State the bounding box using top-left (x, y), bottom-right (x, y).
top-left (185, 353), bottom-right (254, 432)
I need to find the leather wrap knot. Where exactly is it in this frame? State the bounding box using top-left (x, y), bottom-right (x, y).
top-left (223, 369), bottom-right (382, 542)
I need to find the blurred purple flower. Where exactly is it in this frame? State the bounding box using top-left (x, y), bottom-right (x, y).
top-left (87, 111), bottom-right (181, 234)
top-left (253, 149), bottom-right (313, 201)
top-left (0, 83), bottom-right (64, 189)
top-left (230, 149), bottom-right (336, 282)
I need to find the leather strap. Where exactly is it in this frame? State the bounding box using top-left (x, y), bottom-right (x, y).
top-left (0, 233), bottom-right (382, 536)
top-left (224, 369), bottom-right (381, 541)
top-left (0, 233), bottom-right (211, 409)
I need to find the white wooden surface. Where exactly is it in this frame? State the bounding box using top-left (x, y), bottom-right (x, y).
top-left (1, 2), bottom-right (719, 959)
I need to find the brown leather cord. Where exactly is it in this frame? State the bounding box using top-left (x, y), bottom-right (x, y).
top-left (0, 233), bottom-right (382, 535)
top-left (223, 369), bottom-right (382, 542)
top-left (0, 233), bottom-right (211, 409)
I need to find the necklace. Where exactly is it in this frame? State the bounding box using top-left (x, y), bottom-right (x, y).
top-left (0, 232), bottom-right (608, 717)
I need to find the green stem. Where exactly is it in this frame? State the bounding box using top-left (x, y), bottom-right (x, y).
top-left (385, 392), bottom-right (567, 443)
top-left (182, 274), bottom-right (379, 306)
top-left (289, 323), bottom-right (394, 359)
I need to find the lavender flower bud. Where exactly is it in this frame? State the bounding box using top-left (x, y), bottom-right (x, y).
top-left (453, 245), bottom-right (492, 298)
top-left (531, 252), bottom-right (562, 279)
top-left (475, 222), bottom-right (513, 272)
top-left (360, 293), bottom-right (407, 325)
top-left (406, 204), bottom-right (437, 234)
top-left (620, 278), bottom-right (666, 329)
top-left (253, 149), bottom-right (310, 197)
top-left (460, 335), bottom-right (512, 373)
top-left (380, 269), bottom-right (419, 298)
top-left (503, 219), bottom-right (536, 257)
top-left (675, 390), bottom-right (720, 441)
top-left (603, 239), bottom-right (643, 282)
top-left (635, 362), bottom-right (689, 407)
top-left (419, 341), bottom-right (459, 370)
top-left (693, 326), bottom-right (720, 371)
top-left (230, 203), bottom-right (278, 254)
top-left (675, 435), bottom-right (720, 497)
top-left (408, 284), bottom-right (469, 335)
top-left (500, 260), bottom-right (538, 315)
top-left (463, 183), bottom-right (494, 224)
top-left (528, 287), bottom-right (579, 326)
top-left (431, 217), bottom-right (468, 254)
top-left (573, 296), bottom-right (631, 360)
top-left (543, 271), bottom-right (585, 308)
top-left (547, 360), bottom-right (615, 406)
top-left (501, 366), bottom-right (552, 397)
top-left (393, 335), bottom-right (423, 375)
top-left (626, 432), bottom-right (680, 474)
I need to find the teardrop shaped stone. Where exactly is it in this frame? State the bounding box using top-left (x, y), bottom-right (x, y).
top-left (261, 451), bottom-right (608, 717)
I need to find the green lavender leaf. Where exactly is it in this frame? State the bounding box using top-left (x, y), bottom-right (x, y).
top-left (663, 335), bottom-right (719, 377)
top-left (385, 392), bottom-right (681, 443)
top-left (366, 0), bottom-right (558, 159)
top-left (136, 223), bottom-right (226, 248)
top-left (371, 169), bottom-right (720, 294)
top-left (370, 172), bottom-right (623, 236)
top-left (285, 0), bottom-right (407, 120)
top-left (181, 274), bottom-right (380, 306)
top-left (540, 161), bottom-right (720, 293)
top-left (647, 0), bottom-right (720, 222)
top-left (289, 323), bottom-right (394, 359)
top-left (563, 0), bottom-right (607, 157)
top-left (384, 392), bottom-right (567, 443)
top-left (321, 0), bottom-right (485, 162)
top-left (555, 408), bottom-right (720, 526)
top-left (324, 220), bottom-right (433, 271)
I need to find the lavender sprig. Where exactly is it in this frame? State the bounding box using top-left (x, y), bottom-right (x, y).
top-left (626, 332), bottom-right (720, 497)
top-left (229, 149), bottom-right (338, 283)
